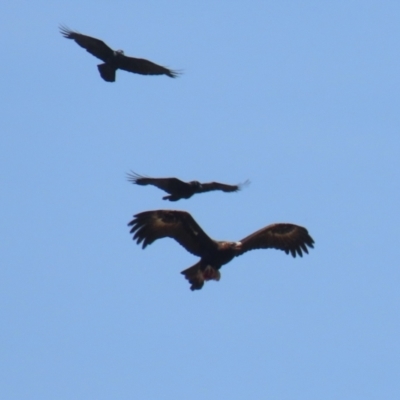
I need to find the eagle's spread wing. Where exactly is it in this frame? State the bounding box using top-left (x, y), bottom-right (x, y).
top-left (237, 223), bottom-right (314, 258)
top-left (199, 179), bottom-right (250, 194)
top-left (116, 56), bottom-right (180, 78)
top-left (128, 210), bottom-right (216, 257)
top-left (127, 172), bottom-right (188, 195)
top-left (60, 25), bottom-right (114, 62)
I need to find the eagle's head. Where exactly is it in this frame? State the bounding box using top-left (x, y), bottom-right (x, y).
top-left (219, 241), bottom-right (242, 251)
top-left (114, 49), bottom-right (125, 56)
top-left (233, 241), bottom-right (242, 251)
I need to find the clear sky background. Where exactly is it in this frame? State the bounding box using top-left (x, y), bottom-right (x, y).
top-left (1, 1), bottom-right (400, 399)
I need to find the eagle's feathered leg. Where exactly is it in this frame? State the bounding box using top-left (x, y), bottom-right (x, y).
top-left (181, 262), bottom-right (220, 291)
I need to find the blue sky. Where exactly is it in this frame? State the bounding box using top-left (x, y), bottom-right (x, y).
top-left (1, 1), bottom-right (400, 399)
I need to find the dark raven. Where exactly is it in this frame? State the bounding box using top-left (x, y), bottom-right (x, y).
top-left (59, 26), bottom-right (180, 82)
top-left (127, 172), bottom-right (249, 201)
top-left (128, 210), bottom-right (314, 290)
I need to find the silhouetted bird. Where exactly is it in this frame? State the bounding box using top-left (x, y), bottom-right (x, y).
top-left (127, 172), bottom-right (248, 201)
top-left (60, 25), bottom-right (180, 82)
top-left (128, 210), bottom-right (314, 290)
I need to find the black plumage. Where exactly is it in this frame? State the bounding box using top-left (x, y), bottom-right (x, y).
top-left (60, 26), bottom-right (180, 82)
top-left (127, 172), bottom-right (248, 201)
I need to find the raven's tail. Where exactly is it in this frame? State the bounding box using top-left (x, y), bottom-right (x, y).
top-left (97, 63), bottom-right (116, 82)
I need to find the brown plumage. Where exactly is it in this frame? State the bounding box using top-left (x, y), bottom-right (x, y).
top-left (127, 172), bottom-right (248, 201)
top-left (59, 25), bottom-right (180, 82)
top-left (128, 210), bottom-right (314, 290)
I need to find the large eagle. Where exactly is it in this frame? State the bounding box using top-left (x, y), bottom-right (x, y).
top-left (59, 26), bottom-right (180, 82)
top-left (128, 210), bottom-right (314, 290)
top-left (127, 172), bottom-right (248, 201)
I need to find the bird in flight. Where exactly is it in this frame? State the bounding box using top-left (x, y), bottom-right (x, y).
top-left (128, 210), bottom-right (314, 290)
top-left (127, 172), bottom-right (249, 201)
top-left (59, 25), bottom-right (180, 82)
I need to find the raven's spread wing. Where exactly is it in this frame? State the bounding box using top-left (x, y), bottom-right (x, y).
top-left (237, 223), bottom-right (314, 258)
top-left (116, 56), bottom-right (180, 78)
top-left (128, 210), bottom-right (217, 256)
top-left (60, 25), bottom-right (114, 62)
top-left (199, 179), bottom-right (250, 194)
top-left (127, 172), bottom-right (188, 195)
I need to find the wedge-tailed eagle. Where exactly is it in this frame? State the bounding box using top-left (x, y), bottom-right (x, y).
top-left (128, 210), bottom-right (314, 290)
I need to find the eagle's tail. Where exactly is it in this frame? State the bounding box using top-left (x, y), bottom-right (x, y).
top-left (180, 262), bottom-right (220, 291)
top-left (97, 63), bottom-right (116, 82)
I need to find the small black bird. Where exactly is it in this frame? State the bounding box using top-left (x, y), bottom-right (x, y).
top-left (127, 172), bottom-right (249, 201)
top-left (59, 25), bottom-right (180, 82)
